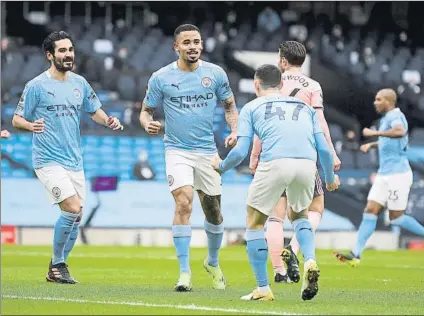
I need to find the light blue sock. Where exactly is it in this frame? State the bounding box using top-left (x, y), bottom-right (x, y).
top-left (391, 215), bottom-right (424, 236)
top-left (245, 229), bottom-right (269, 287)
top-left (293, 218), bottom-right (316, 262)
top-left (352, 213), bottom-right (378, 258)
top-left (204, 220), bottom-right (224, 267)
top-left (52, 211), bottom-right (79, 265)
top-left (172, 225), bottom-right (191, 274)
top-left (64, 217), bottom-right (81, 261)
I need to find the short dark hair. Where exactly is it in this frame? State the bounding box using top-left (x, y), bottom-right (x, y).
top-left (254, 64), bottom-right (282, 89)
top-left (174, 24), bottom-right (201, 41)
top-left (279, 41), bottom-right (306, 66)
top-left (42, 31), bottom-right (74, 56)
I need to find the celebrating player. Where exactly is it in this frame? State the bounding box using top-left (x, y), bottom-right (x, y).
top-left (139, 24), bottom-right (238, 292)
top-left (212, 64), bottom-right (340, 301)
top-left (334, 89), bottom-right (424, 266)
top-left (249, 41), bottom-right (341, 283)
top-left (12, 31), bottom-right (123, 284)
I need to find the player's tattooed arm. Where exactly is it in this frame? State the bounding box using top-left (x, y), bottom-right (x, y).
top-left (139, 103), bottom-right (154, 126)
top-left (197, 191), bottom-right (223, 225)
top-left (140, 103), bottom-right (161, 135)
top-left (221, 95), bottom-right (238, 133)
top-left (221, 95), bottom-right (239, 147)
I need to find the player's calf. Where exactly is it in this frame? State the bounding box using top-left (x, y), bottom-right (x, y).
top-left (390, 210), bottom-right (424, 237)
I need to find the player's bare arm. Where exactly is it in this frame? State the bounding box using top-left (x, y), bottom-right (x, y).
top-left (197, 191), bottom-right (223, 225)
top-left (139, 103), bottom-right (161, 135)
top-left (90, 108), bottom-right (123, 130)
top-left (221, 95), bottom-right (238, 147)
top-left (360, 141), bottom-right (378, 153)
top-left (12, 114), bottom-right (45, 133)
top-left (315, 109), bottom-right (341, 171)
top-left (249, 135), bottom-right (262, 174)
top-left (363, 125), bottom-right (406, 138)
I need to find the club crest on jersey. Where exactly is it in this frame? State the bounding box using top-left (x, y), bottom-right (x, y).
top-left (168, 175), bottom-right (174, 187)
top-left (201, 77), bottom-right (212, 88)
top-left (52, 187), bottom-right (61, 198)
top-left (73, 88), bottom-right (81, 100)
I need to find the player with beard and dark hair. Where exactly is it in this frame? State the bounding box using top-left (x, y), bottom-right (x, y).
top-left (140, 24), bottom-right (239, 292)
top-left (12, 31), bottom-right (123, 284)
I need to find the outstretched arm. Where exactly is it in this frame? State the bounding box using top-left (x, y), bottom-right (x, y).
top-left (218, 136), bottom-right (251, 173)
top-left (249, 134), bottom-right (262, 173)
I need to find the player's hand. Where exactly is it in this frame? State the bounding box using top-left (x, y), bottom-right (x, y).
top-left (107, 116), bottom-right (123, 131)
top-left (362, 127), bottom-right (377, 138)
top-left (360, 143), bottom-right (372, 153)
top-left (333, 153), bottom-right (341, 171)
top-left (211, 154), bottom-right (223, 174)
top-left (249, 155), bottom-right (259, 175)
top-left (326, 174), bottom-right (340, 192)
top-left (145, 121), bottom-right (161, 135)
top-left (1, 129), bottom-right (11, 139)
top-left (30, 118), bottom-right (45, 133)
top-left (225, 132), bottom-right (237, 148)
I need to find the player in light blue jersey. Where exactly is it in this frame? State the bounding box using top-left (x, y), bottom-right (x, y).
top-left (212, 64), bottom-right (340, 301)
top-left (335, 89), bottom-right (424, 267)
top-left (139, 24), bottom-right (239, 292)
top-left (12, 31), bottom-right (123, 284)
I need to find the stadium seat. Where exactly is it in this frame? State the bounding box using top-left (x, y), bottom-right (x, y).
top-left (339, 150), bottom-right (355, 169)
top-left (117, 75), bottom-right (137, 101)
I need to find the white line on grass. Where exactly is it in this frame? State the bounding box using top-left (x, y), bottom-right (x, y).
top-left (2, 295), bottom-right (298, 315)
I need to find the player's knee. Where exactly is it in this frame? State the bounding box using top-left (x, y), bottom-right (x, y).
top-left (290, 209), bottom-right (308, 221)
top-left (364, 204), bottom-right (380, 215)
top-left (389, 210), bottom-right (404, 221)
top-left (309, 197), bottom-right (324, 214)
top-left (175, 195), bottom-right (193, 215)
top-left (59, 195), bottom-right (82, 214)
top-left (246, 205), bottom-right (267, 230)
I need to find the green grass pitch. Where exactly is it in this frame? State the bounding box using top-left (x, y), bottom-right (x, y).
top-left (2, 245), bottom-right (424, 315)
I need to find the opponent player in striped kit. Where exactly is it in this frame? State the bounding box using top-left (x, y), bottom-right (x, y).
top-left (249, 41), bottom-right (341, 283)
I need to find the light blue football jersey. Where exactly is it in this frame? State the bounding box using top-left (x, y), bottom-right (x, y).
top-left (377, 108), bottom-right (411, 175)
top-left (14, 71), bottom-right (102, 171)
top-left (143, 60), bottom-right (233, 153)
top-left (237, 94), bottom-right (323, 162)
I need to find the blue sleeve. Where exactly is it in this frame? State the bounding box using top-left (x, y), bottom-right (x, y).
top-left (143, 74), bottom-right (163, 108)
top-left (218, 136), bottom-right (252, 173)
top-left (315, 132), bottom-right (335, 184)
top-left (390, 117), bottom-right (403, 128)
top-left (15, 82), bottom-right (39, 121)
top-left (82, 79), bottom-right (102, 113)
top-left (237, 106), bottom-right (254, 138)
top-left (215, 68), bottom-right (233, 101)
